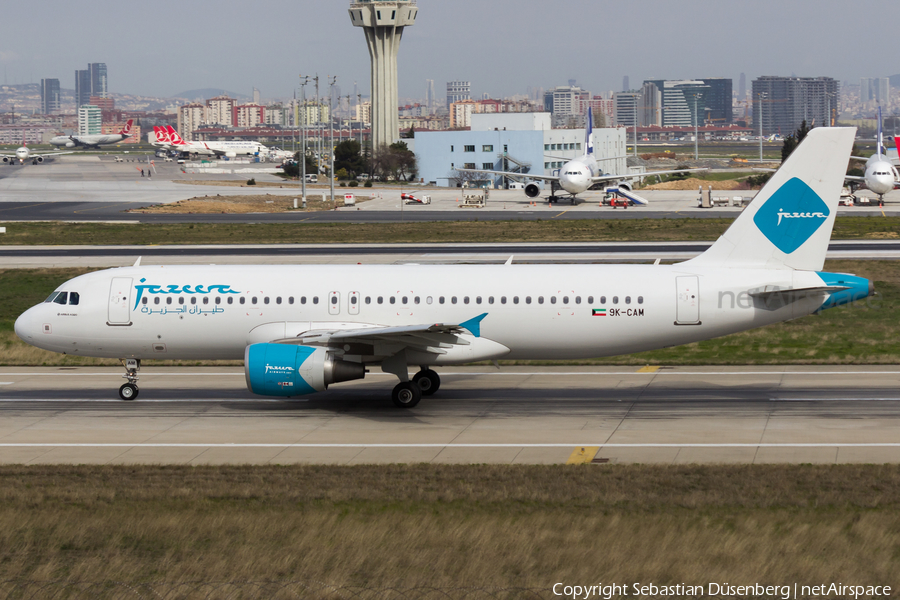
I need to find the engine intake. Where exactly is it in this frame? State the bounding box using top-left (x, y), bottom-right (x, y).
top-left (244, 343), bottom-right (365, 397)
top-left (524, 183), bottom-right (541, 198)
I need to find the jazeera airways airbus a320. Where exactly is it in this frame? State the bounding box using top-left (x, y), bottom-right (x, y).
top-left (458, 108), bottom-right (701, 204)
top-left (15, 128), bottom-right (871, 408)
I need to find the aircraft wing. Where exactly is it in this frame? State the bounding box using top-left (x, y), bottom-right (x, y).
top-left (33, 151), bottom-right (75, 157)
top-left (272, 314), bottom-right (490, 352)
top-left (456, 168), bottom-right (559, 182)
top-left (590, 167), bottom-right (707, 183)
top-left (844, 175), bottom-right (866, 183)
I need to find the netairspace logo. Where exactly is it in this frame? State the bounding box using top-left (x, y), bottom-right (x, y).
top-left (551, 581), bottom-right (892, 599)
top-left (265, 364), bottom-right (294, 375)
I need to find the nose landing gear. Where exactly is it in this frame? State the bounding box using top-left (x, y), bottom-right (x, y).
top-left (119, 358), bottom-right (140, 400)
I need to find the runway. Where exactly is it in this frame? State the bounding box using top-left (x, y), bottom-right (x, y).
top-left (2, 366), bottom-right (900, 465)
top-left (2, 240), bottom-right (899, 268)
top-left (2, 156), bottom-right (899, 222)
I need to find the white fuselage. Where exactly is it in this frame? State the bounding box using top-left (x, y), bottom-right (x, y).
top-left (49, 133), bottom-right (128, 148)
top-left (15, 263), bottom-right (831, 363)
top-left (164, 140), bottom-right (267, 157)
top-left (864, 154), bottom-right (899, 196)
top-left (557, 154), bottom-right (598, 195)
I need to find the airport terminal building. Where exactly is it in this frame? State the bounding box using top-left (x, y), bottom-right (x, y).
top-left (415, 113), bottom-right (628, 188)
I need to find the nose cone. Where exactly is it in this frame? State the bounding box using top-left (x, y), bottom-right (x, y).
top-left (14, 306), bottom-right (39, 344)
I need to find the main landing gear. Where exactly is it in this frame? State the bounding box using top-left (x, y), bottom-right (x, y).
top-left (389, 367), bottom-right (441, 409)
top-left (119, 358), bottom-right (140, 401)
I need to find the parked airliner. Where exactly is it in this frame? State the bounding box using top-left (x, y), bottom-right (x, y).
top-left (1, 137), bottom-right (72, 165)
top-left (49, 120), bottom-right (134, 149)
top-left (15, 128), bottom-right (871, 408)
top-left (847, 107), bottom-right (899, 204)
top-left (153, 126), bottom-right (267, 158)
top-left (458, 108), bottom-right (701, 204)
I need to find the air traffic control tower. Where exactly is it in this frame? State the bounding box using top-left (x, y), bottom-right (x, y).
top-left (349, 0), bottom-right (417, 149)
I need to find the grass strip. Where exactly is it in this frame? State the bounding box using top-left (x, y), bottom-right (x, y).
top-left (0, 260), bottom-right (896, 366)
top-left (0, 464), bottom-right (897, 589)
top-left (1, 216), bottom-right (900, 245)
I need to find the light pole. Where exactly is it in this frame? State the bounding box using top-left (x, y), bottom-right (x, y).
top-left (329, 75), bottom-right (337, 204)
top-left (299, 75), bottom-right (309, 205)
top-left (691, 92), bottom-right (702, 161)
top-left (357, 93), bottom-right (363, 149)
top-left (632, 98), bottom-right (638, 158)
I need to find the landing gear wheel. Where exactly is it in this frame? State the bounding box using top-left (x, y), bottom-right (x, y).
top-left (413, 369), bottom-right (441, 396)
top-left (119, 383), bottom-right (139, 401)
top-left (391, 381), bottom-right (422, 408)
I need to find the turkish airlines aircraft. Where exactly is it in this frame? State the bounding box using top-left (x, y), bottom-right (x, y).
top-left (847, 106), bottom-right (899, 204)
top-left (458, 108), bottom-right (702, 204)
top-left (154, 126), bottom-right (267, 158)
top-left (1, 136), bottom-right (72, 165)
top-left (15, 128), bottom-right (871, 407)
top-left (49, 120), bottom-right (134, 149)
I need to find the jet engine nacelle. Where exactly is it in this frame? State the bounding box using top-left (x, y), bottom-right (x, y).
top-left (2, 157), bottom-right (10, 164)
top-left (524, 183), bottom-right (541, 198)
top-left (225, 151), bottom-right (237, 158)
top-left (244, 343), bottom-right (365, 397)
top-left (65, 141), bottom-right (76, 148)
top-left (34, 156), bottom-right (44, 164)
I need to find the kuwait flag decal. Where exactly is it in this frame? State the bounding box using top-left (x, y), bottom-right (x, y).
top-left (591, 308), bottom-right (607, 317)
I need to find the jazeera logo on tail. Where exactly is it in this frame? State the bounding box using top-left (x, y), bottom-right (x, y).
top-left (753, 177), bottom-right (830, 254)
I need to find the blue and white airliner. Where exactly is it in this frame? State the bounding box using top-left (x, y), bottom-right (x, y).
top-left (458, 108), bottom-right (701, 204)
top-left (847, 106), bottom-right (900, 204)
top-left (15, 127), bottom-right (871, 408)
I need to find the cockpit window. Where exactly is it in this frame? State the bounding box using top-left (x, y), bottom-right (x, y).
top-left (68, 292), bottom-right (79, 306)
top-left (44, 292), bottom-right (59, 303)
top-left (52, 292), bottom-right (68, 305)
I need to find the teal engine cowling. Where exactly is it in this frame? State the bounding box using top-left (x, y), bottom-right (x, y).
top-left (244, 343), bottom-right (365, 397)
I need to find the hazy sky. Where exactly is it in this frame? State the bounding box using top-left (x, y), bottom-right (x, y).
top-left (1, 0), bottom-right (895, 101)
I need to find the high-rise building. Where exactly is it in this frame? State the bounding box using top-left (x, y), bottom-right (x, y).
top-left (178, 103), bottom-right (206, 140)
top-left (638, 82), bottom-right (662, 127)
top-left (252, 87), bottom-right (261, 104)
top-left (77, 105), bottom-right (102, 135)
top-left (41, 79), bottom-right (60, 114)
top-left (644, 80), bottom-right (711, 127)
top-left (613, 92), bottom-right (639, 127)
top-left (874, 78), bottom-right (890, 104)
top-left (752, 76), bottom-right (840, 134)
top-left (89, 63), bottom-right (107, 98)
top-left (698, 78), bottom-right (732, 124)
top-left (860, 78), bottom-right (872, 103)
top-left (75, 69), bottom-right (91, 107)
top-left (236, 104), bottom-right (265, 128)
top-left (206, 95), bottom-right (236, 126)
top-left (446, 81), bottom-right (471, 109)
top-left (622, 76), bottom-right (629, 92)
top-left (544, 85), bottom-right (590, 127)
top-left (349, 0), bottom-right (418, 148)
top-left (426, 79), bottom-right (435, 110)
top-left (739, 73), bottom-right (747, 101)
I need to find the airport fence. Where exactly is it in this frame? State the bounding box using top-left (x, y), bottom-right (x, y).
top-left (0, 581), bottom-right (555, 599)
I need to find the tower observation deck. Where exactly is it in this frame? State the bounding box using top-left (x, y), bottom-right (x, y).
top-left (349, 0), bottom-right (417, 150)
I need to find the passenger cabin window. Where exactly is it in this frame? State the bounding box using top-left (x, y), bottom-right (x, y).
top-left (191, 298), bottom-right (197, 305)
top-left (638, 296), bottom-right (644, 304)
top-left (526, 296), bottom-right (532, 304)
top-left (513, 296), bottom-right (519, 304)
top-left (613, 296), bottom-right (619, 304)
top-left (154, 297), bottom-right (160, 305)
top-left (264, 297), bottom-right (270, 305)
top-left (625, 296), bottom-right (631, 305)
top-left (203, 297), bottom-right (209, 305)
top-left (215, 297), bottom-right (221, 305)
top-left (313, 297), bottom-right (319, 304)
top-left (141, 297), bottom-right (148, 305)
top-left (227, 297), bottom-right (233, 305)
top-left (365, 297), bottom-right (371, 304)
top-left (179, 297), bottom-right (185, 305)
top-left (439, 296), bottom-right (445, 304)
top-left (452, 297), bottom-right (458, 304)
top-left (378, 296), bottom-right (384, 304)
top-left (289, 297), bottom-right (294, 305)
top-left (166, 298), bottom-right (172, 305)
top-left (501, 296), bottom-right (507, 304)
top-left (390, 297), bottom-right (396, 304)
top-left (240, 297), bottom-right (246, 305)
top-left (276, 297), bottom-right (282, 305)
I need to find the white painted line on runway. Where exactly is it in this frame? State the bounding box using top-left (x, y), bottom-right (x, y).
top-left (0, 383), bottom-right (12, 385)
top-left (772, 397), bottom-right (900, 402)
top-left (0, 443), bottom-right (898, 448)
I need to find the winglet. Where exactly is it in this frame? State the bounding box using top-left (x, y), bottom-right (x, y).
top-left (585, 107), bottom-right (594, 156)
top-left (133, 256), bottom-right (141, 267)
top-left (458, 313), bottom-right (488, 338)
top-left (505, 255), bottom-right (513, 265)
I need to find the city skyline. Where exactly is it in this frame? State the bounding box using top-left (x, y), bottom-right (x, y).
top-left (0, 0), bottom-right (896, 102)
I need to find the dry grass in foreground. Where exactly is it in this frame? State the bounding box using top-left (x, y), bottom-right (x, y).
top-left (127, 194), bottom-right (369, 214)
top-left (0, 464), bottom-right (897, 592)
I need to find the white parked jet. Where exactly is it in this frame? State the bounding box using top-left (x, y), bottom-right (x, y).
top-left (458, 108), bottom-right (702, 204)
top-left (15, 128), bottom-right (871, 407)
top-left (1, 137), bottom-right (72, 165)
top-left (846, 106), bottom-right (899, 204)
top-left (49, 119), bottom-right (134, 149)
top-left (154, 126), bottom-right (267, 158)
